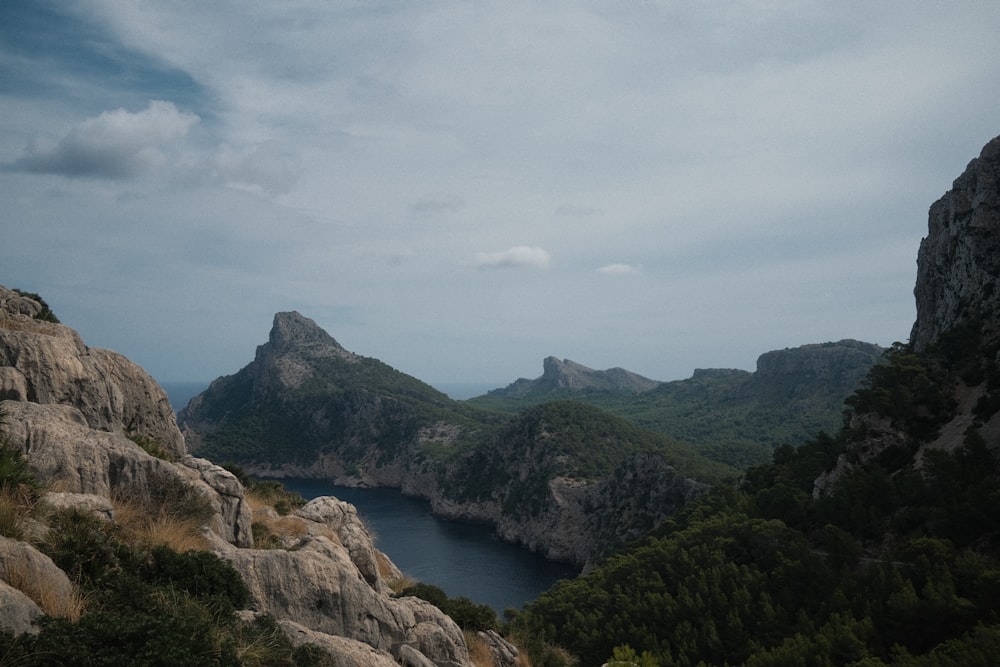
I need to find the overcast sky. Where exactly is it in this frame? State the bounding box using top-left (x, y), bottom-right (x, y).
top-left (2, 1), bottom-right (999, 390)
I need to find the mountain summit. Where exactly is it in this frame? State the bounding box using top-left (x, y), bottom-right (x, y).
top-left (489, 357), bottom-right (661, 397)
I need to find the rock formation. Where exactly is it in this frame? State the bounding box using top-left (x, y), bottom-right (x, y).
top-left (816, 134), bottom-right (1000, 496)
top-left (0, 286), bottom-right (184, 458)
top-left (911, 135), bottom-right (1000, 351)
top-left (0, 289), bottom-right (477, 666)
top-left (490, 356), bottom-right (662, 396)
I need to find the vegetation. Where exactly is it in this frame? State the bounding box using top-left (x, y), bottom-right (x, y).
top-left (396, 582), bottom-right (499, 632)
top-left (11, 288), bottom-right (60, 323)
top-left (0, 416), bottom-right (334, 666)
top-left (469, 343), bottom-right (881, 470)
top-left (502, 336), bottom-right (1000, 666)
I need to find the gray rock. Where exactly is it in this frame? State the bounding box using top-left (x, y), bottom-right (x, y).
top-left (41, 492), bottom-right (115, 521)
top-left (0, 536), bottom-right (76, 625)
top-left (296, 496), bottom-right (385, 588)
top-left (222, 535), bottom-right (470, 666)
top-left (1, 400), bottom-right (251, 548)
top-left (0, 580), bottom-right (42, 635)
top-left (278, 619), bottom-right (400, 666)
top-left (0, 286), bottom-right (184, 458)
top-left (911, 134), bottom-right (1000, 351)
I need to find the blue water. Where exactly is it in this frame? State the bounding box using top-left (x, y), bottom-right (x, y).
top-left (279, 479), bottom-right (579, 615)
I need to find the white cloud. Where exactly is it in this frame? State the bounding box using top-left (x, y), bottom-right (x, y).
top-left (474, 246), bottom-right (552, 270)
top-left (597, 263), bottom-right (641, 275)
top-left (11, 100), bottom-right (198, 179)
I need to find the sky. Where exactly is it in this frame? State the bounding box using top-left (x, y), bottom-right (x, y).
top-left (2, 1), bottom-right (999, 391)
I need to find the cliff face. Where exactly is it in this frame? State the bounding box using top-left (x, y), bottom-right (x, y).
top-left (0, 286), bottom-right (184, 458)
top-left (911, 135), bottom-right (1000, 351)
top-left (0, 290), bottom-right (476, 666)
top-left (816, 134), bottom-right (1000, 496)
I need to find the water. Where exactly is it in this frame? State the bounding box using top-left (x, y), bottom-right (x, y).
top-left (161, 380), bottom-right (211, 412)
top-left (279, 479), bottom-right (579, 615)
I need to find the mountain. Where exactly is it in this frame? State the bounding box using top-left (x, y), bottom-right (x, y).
top-left (487, 356), bottom-right (661, 396)
top-left (505, 134), bottom-right (1000, 666)
top-left (0, 287), bottom-right (479, 666)
top-left (472, 339), bottom-right (884, 468)
top-left (179, 311), bottom-right (724, 566)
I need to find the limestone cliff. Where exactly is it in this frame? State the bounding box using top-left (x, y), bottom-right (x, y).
top-left (0, 285), bottom-right (184, 458)
top-left (911, 135), bottom-right (1000, 351)
top-left (0, 289), bottom-right (477, 666)
top-left (816, 134), bottom-right (1000, 496)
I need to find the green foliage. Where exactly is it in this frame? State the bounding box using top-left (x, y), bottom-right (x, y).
top-left (12, 288), bottom-right (60, 323)
top-left (18, 503), bottom-right (331, 666)
top-left (508, 431), bottom-right (1000, 666)
top-left (127, 432), bottom-right (177, 461)
top-left (469, 342), bottom-right (882, 469)
top-left (844, 344), bottom-right (956, 441)
top-left (397, 582), bottom-right (499, 632)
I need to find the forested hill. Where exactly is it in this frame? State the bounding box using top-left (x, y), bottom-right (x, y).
top-left (505, 135), bottom-right (1000, 665)
top-left (178, 311), bottom-right (726, 565)
top-left (470, 339), bottom-right (884, 468)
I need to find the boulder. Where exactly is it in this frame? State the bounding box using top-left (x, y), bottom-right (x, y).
top-left (0, 537), bottom-right (76, 625)
top-left (223, 535), bottom-right (469, 666)
top-left (0, 581), bottom-right (42, 635)
top-left (278, 619), bottom-right (400, 666)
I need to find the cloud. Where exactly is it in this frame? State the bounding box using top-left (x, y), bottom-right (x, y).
top-left (597, 263), bottom-right (641, 275)
top-left (474, 246), bottom-right (551, 270)
top-left (208, 141), bottom-right (298, 196)
top-left (11, 100), bottom-right (198, 179)
top-left (410, 195), bottom-right (466, 217)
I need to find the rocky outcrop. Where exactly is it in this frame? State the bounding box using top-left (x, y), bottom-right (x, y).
top-left (0, 285), bottom-right (184, 458)
top-left (221, 497), bottom-right (470, 667)
top-left (911, 135), bottom-right (1000, 351)
top-left (0, 537), bottom-right (76, 634)
top-left (817, 135), bottom-right (1000, 496)
top-left (490, 356), bottom-right (661, 396)
top-left (755, 340), bottom-right (885, 388)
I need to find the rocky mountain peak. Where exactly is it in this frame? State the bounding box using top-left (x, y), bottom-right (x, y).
top-left (911, 134), bottom-right (1000, 351)
top-left (267, 311), bottom-right (348, 355)
top-left (491, 357), bottom-right (660, 397)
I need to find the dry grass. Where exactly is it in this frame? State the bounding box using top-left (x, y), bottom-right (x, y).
top-left (1, 554), bottom-right (84, 622)
top-left (466, 631), bottom-right (497, 667)
top-left (0, 489), bottom-right (26, 539)
top-left (112, 495), bottom-right (210, 552)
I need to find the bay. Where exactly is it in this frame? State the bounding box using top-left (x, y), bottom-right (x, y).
top-left (279, 478), bottom-right (579, 615)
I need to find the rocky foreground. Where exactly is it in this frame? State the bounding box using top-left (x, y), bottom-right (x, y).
top-left (0, 285), bottom-right (505, 667)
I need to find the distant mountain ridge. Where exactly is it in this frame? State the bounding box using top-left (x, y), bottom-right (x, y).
top-left (471, 339), bottom-right (885, 467)
top-left (489, 357), bottom-right (661, 396)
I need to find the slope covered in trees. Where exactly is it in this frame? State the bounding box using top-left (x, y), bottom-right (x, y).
top-left (506, 332), bottom-right (1000, 666)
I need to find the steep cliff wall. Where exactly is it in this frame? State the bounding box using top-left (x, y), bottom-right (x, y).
top-left (816, 134), bottom-right (1000, 496)
top-left (911, 135), bottom-right (1000, 351)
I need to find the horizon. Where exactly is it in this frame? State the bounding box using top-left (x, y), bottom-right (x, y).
top-left (3, 3), bottom-right (998, 386)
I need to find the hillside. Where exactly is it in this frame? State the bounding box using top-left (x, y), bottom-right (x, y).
top-left (179, 312), bottom-right (725, 565)
top-left (0, 287), bottom-right (483, 666)
top-left (505, 134), bottom-right (1000, 666)
top-left (470, 339), bottom-right (884, 468)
